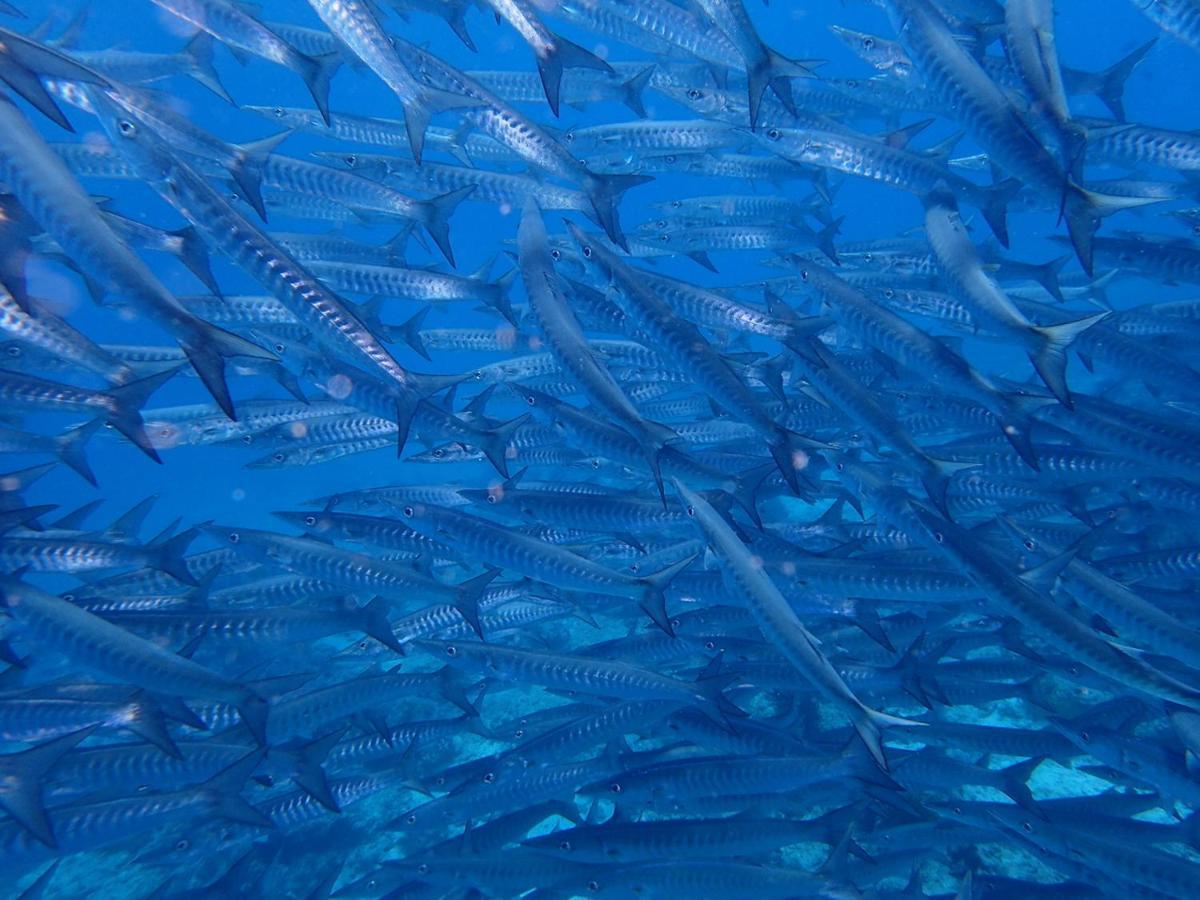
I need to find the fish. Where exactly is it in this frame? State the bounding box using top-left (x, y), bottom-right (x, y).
top-left (0, 1), bottom-right (1195, 895)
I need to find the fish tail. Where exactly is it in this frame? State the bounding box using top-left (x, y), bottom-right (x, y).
top-left (54, 419), bottom-right (102, 486)
top-left (263, 360), bottom-right (308, 403)
top-left (229, 131), bottom-right (291, 222)
top-left (486, 267), bottom-right (520, 326)
top-left (296, 51), bottom-right (342, 127)
top-left (748, 48), bottom-right (820, 129)
top-left (1094, 37), bottom-right (1155, 121)
top-left (167, 224), bottom-right (222, 297)
top-left (420, 185), bottom-right (476, 268)
top-left (147, 527), bottom-right (199, 586)
top-left (404, 87), bottom-right (481, 166)
top-left (619, 64), bottom-right (655, 118)
top-left (978, 178), bottom-right (1021, 248)
top-left (398, 305), bottom-right (432, 361)
top-left (477, 411), bottom-right (531, 478)
top-left (0, 726), bottom-right (95, 848)
top-left (235, 694), bottom-right (270, 748)
top-left (815, 215), bottom-right (843, 264)
top-left (919, 458), bottom-right (973, 519)
top-left (998, 756), bottom-right (1047, 818)
top-left (584, 172), bottom-right (654, 251)
top-left (641, 418), bottom-right (678, 446)
top-left (1029, 312), bottom-right (1109, 407)
top-left (396, 391), bottom-right (421, 456)
top-left (438, 1), bottom-right (476, 51)
top-left (454, 569), bottom-right (501, 639)
top-left (537, 33), bottom-right (613, 117)
top-left (202, 750), bottom-right (274, 826)
top-left (854, 707), bottom-right (927, 773)
top-left (178, 322), bottom-right (275, 422)
top-left (181, 32), bottom-right (233, 105)
top-left (769, 428), bottom-right (824, 497)
top-left (996, 398), bottom-right (1042, 471)
top-left (1030, 253), bottom-right (1071, 304)
top-left (125, 697), bottom-right (183, 757)
top-left (1063, 184), bottom-right (1160, 276)
top-left (643, 445), bottom-right (667, 508)
top-left (288, 730), bottom-right (345, 813)
top-left (105, 365), bottom-right (186, 463)
top-left (639, 552), bottom-right (697, 635)
top-left (358, 596), bottom-right (403, 653)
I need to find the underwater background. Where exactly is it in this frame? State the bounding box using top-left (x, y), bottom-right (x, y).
top-left (0, 0), bottom-right (1198, 896)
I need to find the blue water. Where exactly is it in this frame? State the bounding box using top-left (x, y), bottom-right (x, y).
top-left (1, 0), bottom-right (1199, 897)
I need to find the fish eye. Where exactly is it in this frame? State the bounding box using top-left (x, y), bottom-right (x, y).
top-left (704, 640), bottom-right (715, 650)
top-left (835, 462), bottom-right (845, 472)
top-left (228, 533), bottom-right (240, 544)
top-left (272, 107), bottom-right (285, 117)
top-left (417, 864), bottom-right (430, 875)
top-left (1023, 539), bottom-right (1035, 551)
top-left (483, 772), bottom-right (495, 783)
top-left (117, 120), bottom-right (136, 136)
top-left (1022, 821), bottom-right (1033, 832)
top-left (403, 506), bottom-right (414, 517)
top-left (1080, 730), bottom-right (1090, 742)
top-left (629, 563), bottom-right (640, 573)
top-left (686, 88), bottom-right (702, 99)
top-left (587, 880), bottom-right (600, 892)
top-left (175, 839), bottom-right (189, 851)
top-left (686, 505), bottom-right (695, 517)
top-left (446, 645), bottom-right (457, 656)
top-left (406, 814), bottom-right (417, 824)
top-left (486, 494), bottom-right (496, 503)
top-left (590, 459), bottom-right (600, 469)
top-left (304, 515), bottom-right (317, 526)
top-left (514, 729), bottom-right (524, 738)
top-left (883, 289), bottom-right (895, 299)
top-left (656, 219), bottom-right (667, 229)
top-left (274, 343), bottom-right (285, 353)
top-left (526, 396), bottom-right (536, 405)
top-left (664, 154), bottom-right (676, 164)
top-left (358, 640), bottom-right (369, 650)
top-left (933, 532), bottom-right (944, 544)
top-left (273, 453), bottom-right (284, 462)
top-left (5, 346), bottom-right (18, 356)
top-left (241, 434), bottom-right (253, 445)
top-left (559, 840), bottom-right (571, 851)
top-left (847, 79), bottom-right (859, 88)
top-left (800, 269), bottom-right (809, 281)
top-left (344, 155), bottom-right (357, 167)
top-left (610, 782), bottom-right (622, 793)
top-left (582, 246), bottom-right (593, 258)
top-left (550, 249), bottom-right (561, 260)
top-left (862, 37), bottom-right (875, 49)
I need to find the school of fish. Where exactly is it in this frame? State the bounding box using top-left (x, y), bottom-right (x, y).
top-left (0, 0), bottom-right (1198, 896)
